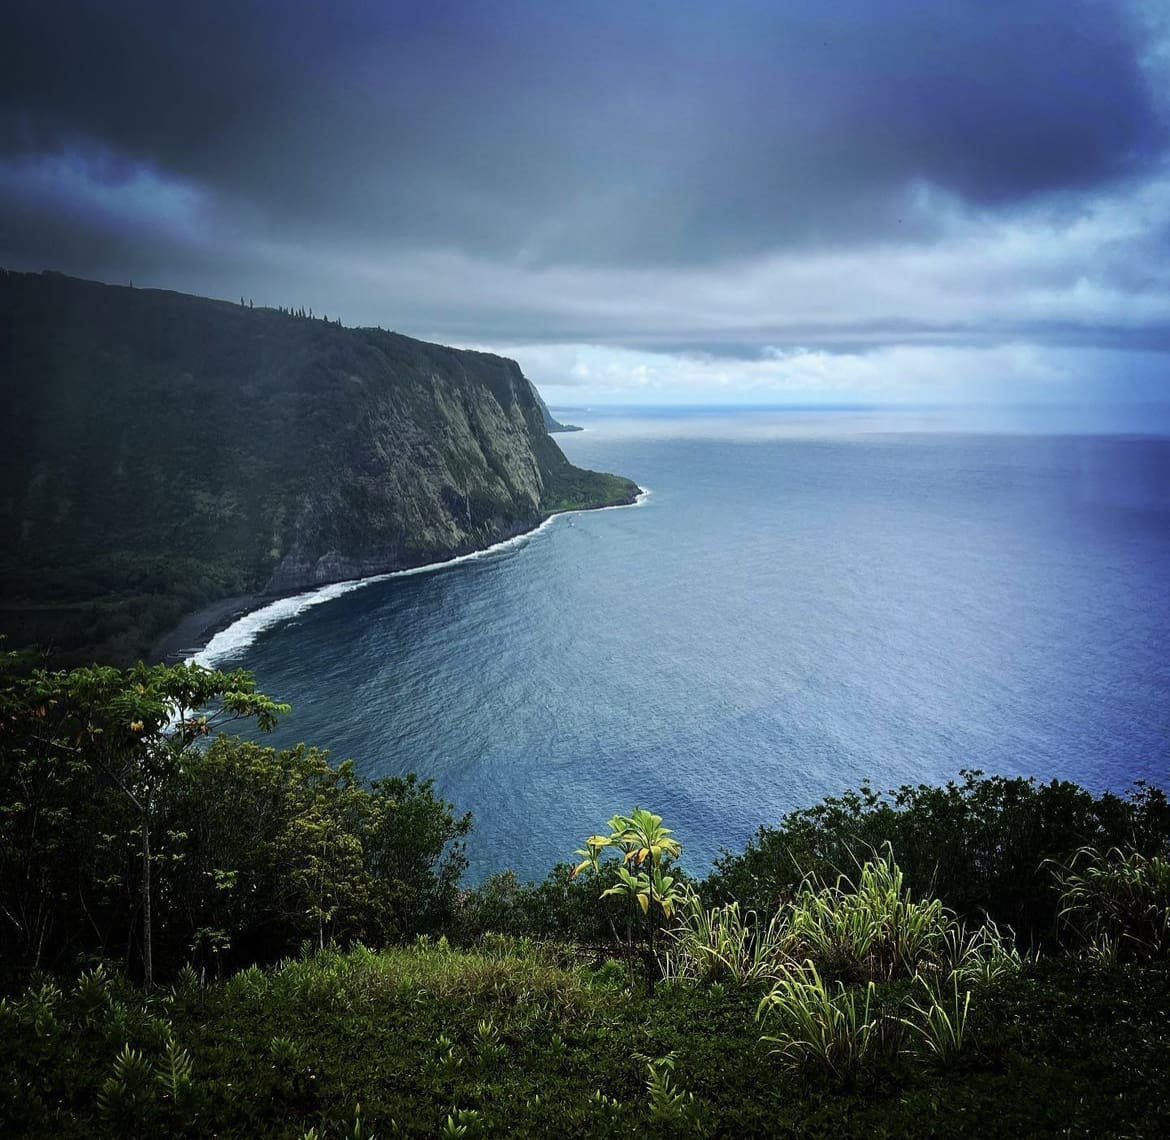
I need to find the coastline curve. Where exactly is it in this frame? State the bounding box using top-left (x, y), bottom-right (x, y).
top-left (180, 488), bottom-right (650, 668)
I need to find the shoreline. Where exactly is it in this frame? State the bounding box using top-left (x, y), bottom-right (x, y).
top-left (152, 487), bottom-right (648, 667)
top-left (151, 594), bottom-right (262, 664)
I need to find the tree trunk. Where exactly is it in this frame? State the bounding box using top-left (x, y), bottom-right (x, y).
top-left (646, 851), bottom-right (656, 996)
top-left (318, 840), bottom-right (326, 951)
top-left (142, 820), bottom-right (153, 990)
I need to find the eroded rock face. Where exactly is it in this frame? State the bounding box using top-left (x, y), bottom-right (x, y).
top-left (264, 520), bottom-right (541, 594)
top-left (263, 365), bottom-right (555, 592)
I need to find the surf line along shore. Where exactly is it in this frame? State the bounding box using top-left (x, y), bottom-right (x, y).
top-left (150, 488), bottom-right (650, 667)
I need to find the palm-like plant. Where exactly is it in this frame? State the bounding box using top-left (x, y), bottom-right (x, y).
top-left (610, 809), bottom-right (682, 868)
top-left (572, 808), bottom-right (683, 992)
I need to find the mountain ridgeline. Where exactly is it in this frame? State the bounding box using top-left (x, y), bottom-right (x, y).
top-left (0, 270), bottom-right (638, 664)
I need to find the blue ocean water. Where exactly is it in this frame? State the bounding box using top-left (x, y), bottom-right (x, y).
top-left (207, 408), bottom-right (1170, 881)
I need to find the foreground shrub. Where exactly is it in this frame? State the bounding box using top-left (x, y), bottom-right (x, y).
top-left (2, 935), bottom-right (1169, 1135)
top-left (900, 973), bottom-right (971, 1062)
top-left (570, 808), bottom-right (685, 992)
top-left (0, 655), bottom-right (471, 986)
top-left (785, 849), bottom-right (951, 981)
top-left (782, 847), bottom-right (1019, 985)
top-left (752, 850), bottom-right (1021, 1081)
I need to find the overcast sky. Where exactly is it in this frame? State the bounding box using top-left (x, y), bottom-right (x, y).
top-left (3, 0), bottom-right (1169, 406)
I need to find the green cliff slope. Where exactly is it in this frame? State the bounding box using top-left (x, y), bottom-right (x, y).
top-left (0, 270), bottom-right (638, 663)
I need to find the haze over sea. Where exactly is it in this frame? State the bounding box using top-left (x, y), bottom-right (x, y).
top-left (202, 408), bottom-right (1170, 881)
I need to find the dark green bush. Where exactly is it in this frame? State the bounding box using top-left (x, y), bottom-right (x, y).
top-left (705, 770), bottom-right (1170, 948)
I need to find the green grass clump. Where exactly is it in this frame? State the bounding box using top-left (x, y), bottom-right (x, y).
top-left (1054, 846), bottom-right (1170, 963)
top-left (665, 895), bottom-right (790, 986)
top-left (749, 849), bottom-right (1021, 1083)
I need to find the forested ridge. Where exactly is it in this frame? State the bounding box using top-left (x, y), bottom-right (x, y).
top-left (0, 270), bottom-right (636, 665)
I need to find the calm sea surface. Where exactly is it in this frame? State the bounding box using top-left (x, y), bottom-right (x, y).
top-left (203, 408), bottom-right (1170, 880)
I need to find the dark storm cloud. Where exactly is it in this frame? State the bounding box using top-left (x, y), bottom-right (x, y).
top-left (1, 0), bottom-right (1169, 384)
top-left (2, 0), bottom-right (1162, 263)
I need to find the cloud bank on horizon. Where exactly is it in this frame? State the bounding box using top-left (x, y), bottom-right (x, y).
top-left (2, 0), bottom-right (1169, 406)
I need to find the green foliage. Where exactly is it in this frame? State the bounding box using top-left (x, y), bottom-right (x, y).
top-left (572, 808), bottom-right (685, 992)
top-left (637, 1051), bottom-right (700, 1130)
top-left (173, 742), bottom-right (471, 966)
top-left (757, 955), bottom-right (977, 1082)
top-left (900, 973), bottom-right (971, 1061)
top-left (0, 653), bottom-right (287, 986)
top-left (1053, 846), bottom-right (1170, 962)
top-left (458, 860), bottom-right (638, 945)
top-left (0, 656), bottom-right (469, 983)
top-left (781, 846), bottom-right (992, 983)
top-left (665, 894), bottom-right (789, 986)
top-left (471, 1018), bottom-right (505, 1068)
top-left (707, 770), bottom-right (1170, 948)
top-left (1, 941), bottom-right (1169, 1136)
top-left (751, 850), bottom-right (1019, 1082)
top-left (156, 1031), bottom-right (197, 1118)
top-left (946, 919), bottom-right (1024, 987)
top-left (540, 467), bottom-right (639, 515)
top-left (758, 962), bottom-right (883, 1080)
top-left (441, 1109), bottom-right (483, 1138)
top-left (0, 651), bottom-right (1167, 1137)
top-left (577, 810), bottom-right (684, 920)
top-left (336, 1103), bottom-right (379, 1140)
top-left (97, 1044), bottom-right (157, 1129)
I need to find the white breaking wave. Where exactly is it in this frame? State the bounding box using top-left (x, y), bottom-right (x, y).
top-left (189, 488), bottom-right (650, 667)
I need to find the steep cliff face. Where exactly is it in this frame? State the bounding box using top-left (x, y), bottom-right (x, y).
top-left (263, 361), bottom-right (569, 591)
top-left (0, 270), bottom-right (638, 662)
top-left (528, 379), bottom-right (582, 433)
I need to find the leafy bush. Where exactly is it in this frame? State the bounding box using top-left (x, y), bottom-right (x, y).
top-left (1, 934), bottom-right (1169, 1135)
top-left (753, 850), bottom-right (1020, 1081)
top-left (707, 771), bottom-right (1170, 948)
top-left (0, 655), bottom-right (471, 984)
top-left (457, 858), bottom-right (676, 946)
top-left (781, 847), bottom-right (1016, 984)
top-left (900, 973), bottom-right (970, 1062)
top-left (638, 1051), bottom-right (701, 1131)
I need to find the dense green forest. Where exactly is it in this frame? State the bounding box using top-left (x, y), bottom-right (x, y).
top-left (0, 270), bottom-right (637, 665)
top-left (1, 650), bottom-right (1168, 1136)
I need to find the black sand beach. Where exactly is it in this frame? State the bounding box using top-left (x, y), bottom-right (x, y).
top-left (150, 594), bottom-right (260, 664)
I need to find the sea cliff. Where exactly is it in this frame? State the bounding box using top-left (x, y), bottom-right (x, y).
top-left (0, 269), bottom-right (638, 663)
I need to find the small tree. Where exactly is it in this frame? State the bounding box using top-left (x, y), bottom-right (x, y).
top-left (572, 808), bottom-right (684, 992)
top-left (3, 658), bottom-right (287, 987)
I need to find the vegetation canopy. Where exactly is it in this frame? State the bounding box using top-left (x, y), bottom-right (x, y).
top-left (1, 654), bottom-right (1168, 1136)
